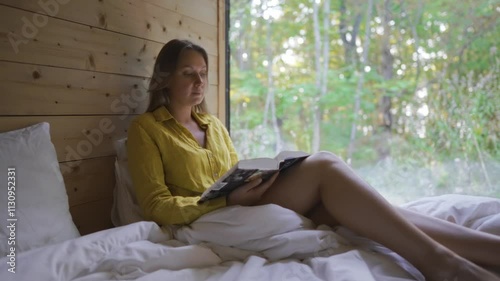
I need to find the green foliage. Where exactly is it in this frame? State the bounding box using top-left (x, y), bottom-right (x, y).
top-left (229, 0), bottom-right (499, 202)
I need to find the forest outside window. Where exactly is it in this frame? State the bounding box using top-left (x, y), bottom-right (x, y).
top-left (227, 0), bottom-right (499, 204)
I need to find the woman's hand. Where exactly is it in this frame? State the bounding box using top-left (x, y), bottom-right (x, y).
top-left (226, 172), bottom-right (279, 206)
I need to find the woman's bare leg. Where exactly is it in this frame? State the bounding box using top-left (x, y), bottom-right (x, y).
top-left (257, 151), bottom-right (500, 281)
top-left (307, 203), bottom-right (500, 267)
top-left (397, 207), bottom-right (500, 267)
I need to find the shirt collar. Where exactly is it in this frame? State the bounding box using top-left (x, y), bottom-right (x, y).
top-left (192, 111), bottom-right (210, 129)
top-left (153, 105), bottom-right (174, 122)
top-left (153, 105), bottom-right (211, 128)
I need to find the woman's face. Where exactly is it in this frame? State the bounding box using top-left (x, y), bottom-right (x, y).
top-left (167, 49), bottom-right (208, 108)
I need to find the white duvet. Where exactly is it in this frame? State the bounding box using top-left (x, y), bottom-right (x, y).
top-left (1, 194), bottom-right (499, 281)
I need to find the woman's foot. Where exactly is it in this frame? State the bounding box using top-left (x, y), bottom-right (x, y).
top-left (450, 256), bottom-right (500, 281)
top-left (425, 249), bottom-right (500, 281)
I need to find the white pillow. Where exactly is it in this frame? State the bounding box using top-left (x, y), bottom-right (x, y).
top-left (111, 138), bottom-right (143, 226)
top-left (0, 122), bottom-right (80, 256)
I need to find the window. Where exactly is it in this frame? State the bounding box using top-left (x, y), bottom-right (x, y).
top-left (228, 0), bottom-right (499, 204)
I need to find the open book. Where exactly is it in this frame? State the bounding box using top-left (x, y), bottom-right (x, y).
top-left (198, 150), bottom-right (309, 203)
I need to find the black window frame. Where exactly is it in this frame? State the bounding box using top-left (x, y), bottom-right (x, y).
top-left (224, 0), bottom-right (231, 131)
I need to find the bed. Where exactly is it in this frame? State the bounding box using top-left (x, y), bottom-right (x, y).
top-left (1, 122), bottom-right (499, 281)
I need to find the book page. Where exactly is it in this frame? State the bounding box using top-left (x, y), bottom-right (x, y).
top-left (238, 158), bottom-right (279, 170)
top-left (274, 150), bottom-right (309, 162)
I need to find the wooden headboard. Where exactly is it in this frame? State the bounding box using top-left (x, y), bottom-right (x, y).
top-left (0, 0), bottom-right (226, 235)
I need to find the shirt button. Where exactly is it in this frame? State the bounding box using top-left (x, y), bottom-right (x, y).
top-left (214, 173), bottom-right (219, 177)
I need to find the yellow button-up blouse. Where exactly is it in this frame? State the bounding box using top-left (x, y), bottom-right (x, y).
top-left (127, 106), bottom-right (239, 225)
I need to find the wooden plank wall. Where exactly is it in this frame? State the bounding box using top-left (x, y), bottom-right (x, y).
top-left (0, 0), bottom-right (226, 235)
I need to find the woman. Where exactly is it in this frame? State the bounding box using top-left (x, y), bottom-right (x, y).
top-left (127, 39), bottom-right (500, 281)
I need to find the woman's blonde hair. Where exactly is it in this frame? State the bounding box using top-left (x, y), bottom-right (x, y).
top-left (146, 39), bottom-right (208, 113)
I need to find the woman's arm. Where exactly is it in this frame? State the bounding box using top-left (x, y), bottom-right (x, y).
top-left (127, 121), bottom-right (226, 225)
top-left (214, 117), bottom-right (280, 206)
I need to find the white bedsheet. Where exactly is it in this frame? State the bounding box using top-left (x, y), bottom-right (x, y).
top-left (1, 194), bottom-right (499, 281)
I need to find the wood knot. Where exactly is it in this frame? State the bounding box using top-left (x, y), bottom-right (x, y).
top-left (98, 12), bottom-right (107, 27)
top-left (88, 54), bottom-right (96, 69)
top-left (32, 71), bottom-right (41, 79)
top-left (139, 43), bottom-right (147, 54)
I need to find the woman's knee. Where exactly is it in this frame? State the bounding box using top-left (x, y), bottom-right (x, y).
top-left (300, 151), bottom-right (345, 176)
top-left (307, 151), bottom-right (343, 166)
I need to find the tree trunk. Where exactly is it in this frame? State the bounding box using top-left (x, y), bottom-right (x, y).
top-left (376, 0), bottom-right (394, 160)
top-left (339, 0), bottom-right (362, 66)
top-left (402, 0), bottom-right (424, 93)
top-left (347, 0), bottom-right (374, 164)
top-left (263, 19), bottom-right (282, 153)
top-left (312, 0), bottom-right (321, 152)
top-left (311, 0), bottom-right (331, 153)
